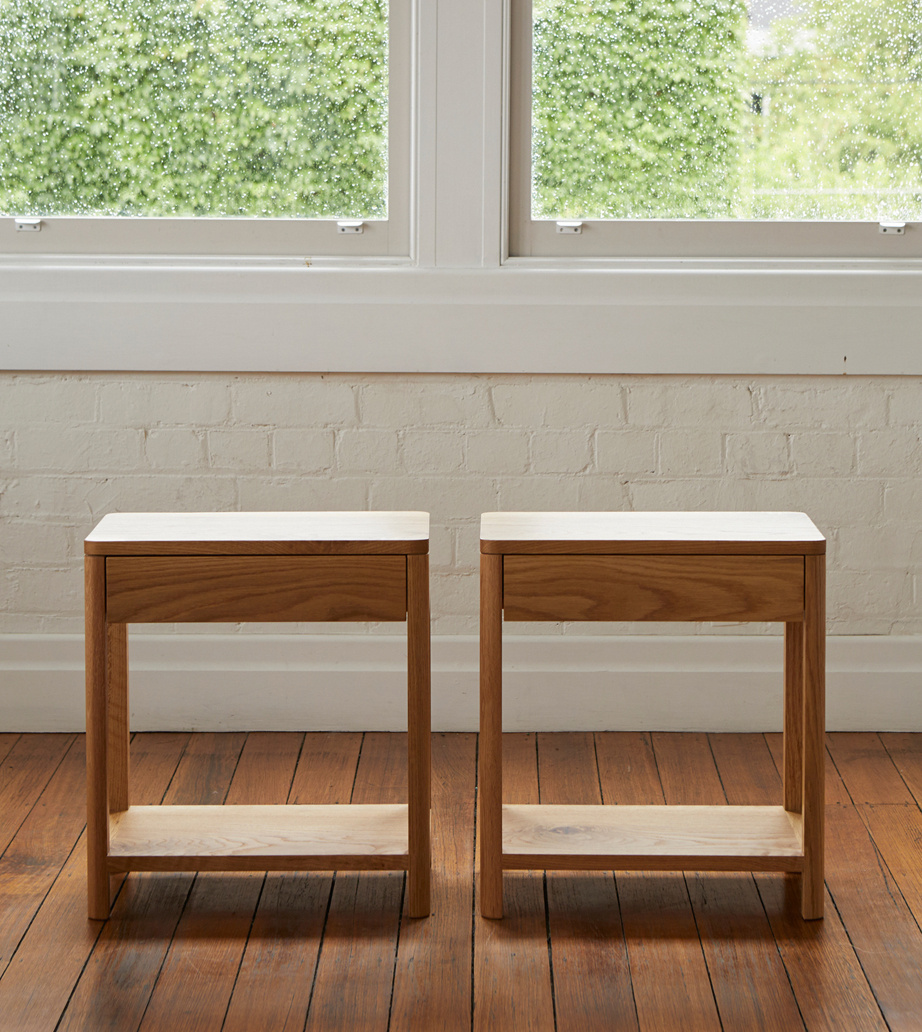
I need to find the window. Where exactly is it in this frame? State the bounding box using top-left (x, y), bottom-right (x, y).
top-left (0, 0), bottom-right (411, 256)
top-left (509, 0), bottom-right (922, 258)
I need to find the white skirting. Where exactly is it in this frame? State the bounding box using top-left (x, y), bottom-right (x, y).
top-left (0, 633), bottom-right (919, 733)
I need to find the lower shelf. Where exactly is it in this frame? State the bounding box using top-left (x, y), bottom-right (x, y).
top-left (502, 804), bottom-right (804, 873)
top-left (108, 803), bottom-right (410, 873)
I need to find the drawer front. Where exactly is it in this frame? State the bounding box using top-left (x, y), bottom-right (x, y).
top-left (503, 555), bottom-right (804, 623)
top-left (106, 556), bottom-right (407, 623)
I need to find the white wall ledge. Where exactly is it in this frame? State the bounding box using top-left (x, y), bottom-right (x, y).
top-left (2, 264), bottom-right (921, 374)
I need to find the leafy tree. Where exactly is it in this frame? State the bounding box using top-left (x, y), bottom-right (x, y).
top-left (532, 0), bottom-right (749, 219)
top-left (0, 0), bottom-right (387, 217)
top-left (743, 0), bottom-right (922, 220)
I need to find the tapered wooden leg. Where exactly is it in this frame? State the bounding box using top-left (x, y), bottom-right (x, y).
top-left (107, 623), bottom-right (129, 814)
top-left (783, 620), bottom-right (804, 814)
top-left (801, 554), bottom-right (826, 920)
top-left (480, 553), bottom-right (504, 919)
top-left (406, 553), bottom-right (431, 918)
top-left (85, 555), bottom-right (111, 919)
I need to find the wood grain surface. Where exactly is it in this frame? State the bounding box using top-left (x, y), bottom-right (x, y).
top-left (108, 803), bottom-right (410, 871)
top-left (502, 804), bottom-right (803, 870)
top-left (105, 555), bottom-right (408, 623)
top-left (502, 554), bottom-right (805, 622)
top-left (390, 733), bottom-right (476, 1032)
top-left (538, 732), bottom-right (639, 1032)
top-left (0, 733), bottom-right (190, 1032)
top-left (0, 731), bottom-right (918, 1032)
top-left (717, 732), bottom-right (888, 1032)
top-left (304, 733), bottom-right (406, 1032)
top-left (474, 732), bottom-right (555, 1032)
top-left (663, 733), bottom-right (807, 1032)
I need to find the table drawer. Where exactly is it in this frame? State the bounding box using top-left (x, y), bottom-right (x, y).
top-left (503, 555), bottom-right (804, 622)
top-left (106, 556), bottom-right (407, 623)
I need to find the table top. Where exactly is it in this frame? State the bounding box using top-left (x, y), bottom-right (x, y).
top-left (86, 512), bottom-right (430, 556)
top-left (480, 511), bottom-right (825, 555)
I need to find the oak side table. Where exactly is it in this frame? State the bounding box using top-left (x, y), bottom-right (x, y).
top-left (84, 511), bottom-right (431, 920)
top-left (479, 511), bottom-right (826, 920)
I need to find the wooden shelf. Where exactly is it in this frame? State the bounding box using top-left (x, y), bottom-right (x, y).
top-left (108, 804), bottom-right (410, 873)
top-left (502, 804), bottom-right (804, 873)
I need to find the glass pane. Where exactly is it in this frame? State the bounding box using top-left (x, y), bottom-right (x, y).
top-left (0, 0), bottom-right (387, 218)
top-left (532, 0), bottom-right (922, 221)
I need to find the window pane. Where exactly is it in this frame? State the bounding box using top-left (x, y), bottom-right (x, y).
top-left (532, 0), bottom-right (922, 222)
top-left (0, 0), bottom-right (387, 218)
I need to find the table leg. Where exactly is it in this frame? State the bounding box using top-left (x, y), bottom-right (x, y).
top-left (801, 554), bottom-right (826, 919)
top-left (107, 623), bottom-right (130, 814)
top-left (480, 554), bottom-right (504, 919)
top-left (783, 620), bottom-right (804, 814)
top-left (406, 554), bottom-right (431, 918)
top-left (85, 555), bottom-right (111, 919)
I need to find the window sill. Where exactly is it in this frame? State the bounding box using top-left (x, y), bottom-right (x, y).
top-left (2, 260), bottom-right (920, 374)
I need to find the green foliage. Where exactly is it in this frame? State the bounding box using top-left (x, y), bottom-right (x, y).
top-left (743, 0), bottom-right (922, 220)
top-left (0, 0), bottom-right (387, 217)
top-left (2, 0), bottom-right (920, 226)
top-left (532, 0), bottom-right (749, 219)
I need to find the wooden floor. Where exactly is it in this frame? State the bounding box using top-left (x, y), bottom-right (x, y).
top-left (1, 731), bottom-right (921, 1031)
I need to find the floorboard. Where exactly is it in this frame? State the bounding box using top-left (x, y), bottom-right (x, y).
top-left (135, 732), bottom-right (295, 1032)
top-left (304, 733), bottom-right (405, 1032)
top-left (473, 732), bottom-right (555, 1032)
top-left (539, 732), bottom-right (638, 1032)
top-left (0, 731), bottom-right (918, 1031)
top-left (222, 732), bottom-right (359, 1032)
top-left (661, 734), bottom-right (803, 1032)
top-left (727, 732), bottom-right (887, 1032)
top-left (389, 732), bottom-right (476, 1032)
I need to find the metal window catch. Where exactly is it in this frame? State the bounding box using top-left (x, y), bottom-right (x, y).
top-left (14, 217), bottom-right (42, 232)
top-left (556, 220), bottom-right (583, 235)
top-left (879, 220), bottom-right (906, 235)
top-left (337, 220), bottom-right (365, 235)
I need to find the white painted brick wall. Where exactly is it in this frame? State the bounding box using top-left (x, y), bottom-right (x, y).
top-left (2, 373), bottom-right (921, 637)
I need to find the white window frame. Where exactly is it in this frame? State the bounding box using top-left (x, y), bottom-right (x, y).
top-left (0, 0), bottom-right (414, 260)
top-left (1, 0), bottom-right (921, 376)
top-left (506, 0), bottom-right (922, 261)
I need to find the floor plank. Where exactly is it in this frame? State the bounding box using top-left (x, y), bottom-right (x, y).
top-left (659, 734), bottom-right (803, 1032)
top-left (0, 730), bottom-right (918, 1032)
top-left (880, 733), bottom-right (922, 806)
top-left (389, 732), bottom-right (476, 1032)
top-left (0, 736), bottom-right (88, 974)
top-left (713, 733), bottom-right (887, 1032)
top-left (596, 732), bottom-right (664, 805)
top-left (135, 732), bottom-right (299, 1032)
top-left (0, 734), bottom-right (75, 857)
top-left (223, 732), bottom-right (361, 1032)
top-left (474, 732), bottom-right (555, 1032)
top-left (824, 802), bottom-right (922, 1031)
top-left (0, 733), bottom-right (21, 769)
top-left (860, 803), bottom-right (922, 929)
top-left (764, 732), bottom-right (852, 805)
top-left (304, 733), bottom-right (405, 1032)
top-left (826, 732), bottom-right (915, 804)
top-left (604, 733), bottom-right (720, 1032)
top-left (539, 732), bottom-right (638, 1032)
top-left (0, 733), bottom-right (188, 1032)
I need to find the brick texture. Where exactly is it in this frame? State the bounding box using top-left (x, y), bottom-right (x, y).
top-left (1, 372), bottom-right (920, 636)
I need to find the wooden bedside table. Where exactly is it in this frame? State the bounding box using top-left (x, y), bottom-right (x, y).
top-left (84, 511), bottom-right (431, 920)
top-left (479, 511), bottom-right (826, 920)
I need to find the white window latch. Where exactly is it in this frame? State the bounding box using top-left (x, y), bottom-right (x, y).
top-left (879, 220), bottom-right (906, 235)
top-left (14, 217), bottom-right (42, 232)
top-left (556, 220), bottom-right (583, 235)
top-left (337, 220), bottom-right (365, 235)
